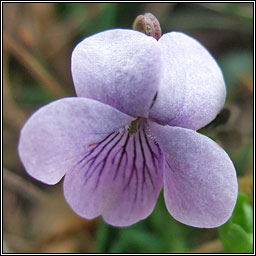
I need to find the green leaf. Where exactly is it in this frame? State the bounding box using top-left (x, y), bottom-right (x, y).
top-left (218, 193), bottom-right (253, 253)
top-left (232, 193), bottom-right (253, 233)
top-left (219, 224), bottom-right (253, 253)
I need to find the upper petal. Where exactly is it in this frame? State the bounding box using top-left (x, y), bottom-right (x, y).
top-left (149, 32), bottom-right (226, 130)
top-left (150, 122), bottom-right (238, 228)
top-left (18, 97), bottom-right (133, 185)
top-left (63, 120), bottom-right (164, 226)
top-left (71, 29), bottom-right (162, 118)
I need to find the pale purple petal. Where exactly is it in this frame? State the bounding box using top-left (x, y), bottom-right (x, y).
top-left (63, 120), bottom-right (164, 226)
top-left (150, 122), bottom-right (238, 228)
top-left (71, 29), bottom-right (162, 118)
top-left (18, 98), bottom-right (133, 185)
top-left (150, 32), bottom-right (226, 130)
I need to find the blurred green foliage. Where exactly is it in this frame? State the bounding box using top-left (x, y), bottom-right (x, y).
top-left (96, 192), bottom-right (198, 253)
top-left (219, 50), bottom-right (253, 98)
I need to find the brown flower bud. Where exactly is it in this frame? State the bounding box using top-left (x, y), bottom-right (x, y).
top-left (132, 13), bottom-right (162, 40)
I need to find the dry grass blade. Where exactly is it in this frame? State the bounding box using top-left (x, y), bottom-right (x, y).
top-left (3, 53), bottom-right (28, 129)
top-left (190, 239), bottom-right (223, 253)
top-left (28, 218), bottom-right (98, 253)
top-left (3, 31), bottom-right (67, 98)
top-left (3, 168), bottom-right (48, 203)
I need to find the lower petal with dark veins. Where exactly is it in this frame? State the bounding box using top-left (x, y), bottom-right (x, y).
top-left (63, 120), bottom-right (164, 227)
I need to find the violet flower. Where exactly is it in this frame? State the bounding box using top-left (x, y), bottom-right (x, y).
top-left (18, 28), bottom-right (238, 228)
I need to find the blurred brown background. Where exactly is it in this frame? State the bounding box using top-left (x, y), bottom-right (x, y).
top-left (3, 3), bottom-right (253, 253)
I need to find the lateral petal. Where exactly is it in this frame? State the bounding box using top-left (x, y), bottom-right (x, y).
top-left (150, 122), bottom-right (238, 228)
top-left (18, 98), bottom-right (133, 184)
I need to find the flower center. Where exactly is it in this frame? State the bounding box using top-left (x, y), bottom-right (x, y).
top-left (128, 117), bottom-right (141, 135)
